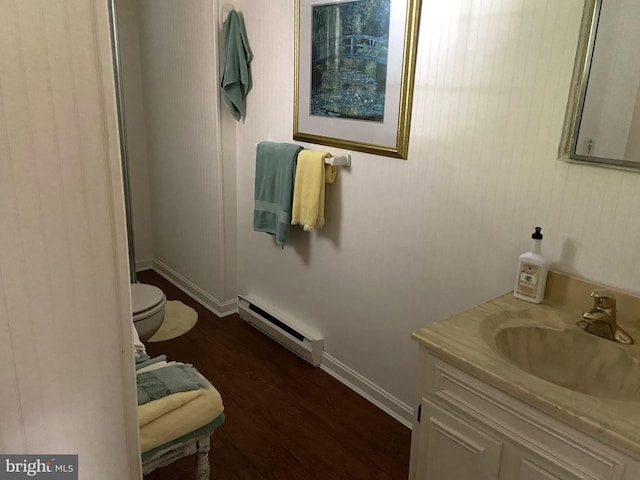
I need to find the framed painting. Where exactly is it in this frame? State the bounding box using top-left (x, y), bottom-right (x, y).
top-left (294, 0), bottom-right (421, 159)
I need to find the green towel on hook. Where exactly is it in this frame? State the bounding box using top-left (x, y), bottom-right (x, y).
top-left (221, 10), bottom-right (252, 121)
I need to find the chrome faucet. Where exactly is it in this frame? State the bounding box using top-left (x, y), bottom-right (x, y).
top-left (577, 289), bottom-right (633, 344)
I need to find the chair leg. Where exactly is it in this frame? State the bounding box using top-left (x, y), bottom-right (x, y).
top-left (195, 437), bottom-right (211, 480)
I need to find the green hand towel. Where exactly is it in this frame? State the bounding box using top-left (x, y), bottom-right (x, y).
top-left (136, 364), bottom-right (208, 405)
top-left (221, 10), bottom-right (252, 121)
top-left (253, 142), bottom-right (303, 246)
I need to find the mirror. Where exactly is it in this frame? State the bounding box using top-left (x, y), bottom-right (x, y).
top-left (560, 0), bottom-right (640, 169)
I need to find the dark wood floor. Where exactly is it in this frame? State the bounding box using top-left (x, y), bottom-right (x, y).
top-left (138, 270), bottom-right (412, 480)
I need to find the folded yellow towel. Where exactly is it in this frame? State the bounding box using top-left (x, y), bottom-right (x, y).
top-left (138, 389), bottom-right (204, 428)
top-left (291, 151), bottom-right (337, 231)
top-left (138, 383), bottom-right (224, 453)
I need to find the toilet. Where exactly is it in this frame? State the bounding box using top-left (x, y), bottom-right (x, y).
top-left (131, 282), bottom-right (167, 342)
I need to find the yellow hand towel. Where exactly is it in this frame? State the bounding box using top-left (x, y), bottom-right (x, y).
top-left (291, 150), bottom-right (337, 231)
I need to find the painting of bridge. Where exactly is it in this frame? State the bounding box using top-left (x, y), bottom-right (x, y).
top-left (310, 0), bottom-right (391, 122)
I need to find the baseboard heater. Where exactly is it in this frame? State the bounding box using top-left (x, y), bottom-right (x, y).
top-left (238, 295), bottom-right (324, 367)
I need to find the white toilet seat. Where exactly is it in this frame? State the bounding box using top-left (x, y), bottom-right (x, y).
top-left (131, 283), bottom-right (166, 320)
top-left (133, 298), bottom-right (165, 321)
top-left (131, 282), bottom-right (167, 342)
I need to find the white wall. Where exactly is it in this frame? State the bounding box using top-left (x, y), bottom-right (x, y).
top-left (115, 0), bottom-right (155, 269)
top-left (132, 0), bottom-right (237, 314)
top-left (0, 0), bottom-right (140, 477)
top-left (234, 0), bottom-right (640, 413)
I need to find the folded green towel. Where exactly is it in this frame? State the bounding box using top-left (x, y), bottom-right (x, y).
top-left (135, 354), bottom-right (166, 370)
top-left (221, 10), bottom-right (252, 121)
top-left (253, 142), bottom-right (304, 246)
top-left (137, 364), bottom-right (208, 405)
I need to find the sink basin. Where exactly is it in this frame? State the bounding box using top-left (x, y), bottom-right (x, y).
top-left (493, 326), bottom-right (640, 401)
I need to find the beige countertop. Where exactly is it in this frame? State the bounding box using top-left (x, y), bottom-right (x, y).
top-left (412, 271), bottom-right (640, 458)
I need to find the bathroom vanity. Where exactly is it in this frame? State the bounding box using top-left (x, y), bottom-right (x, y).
top-left (409, 272), bottom-right (640, 480)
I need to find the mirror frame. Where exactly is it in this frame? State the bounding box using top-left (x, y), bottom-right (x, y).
top-left (559, 0), bottom-right (640, 170)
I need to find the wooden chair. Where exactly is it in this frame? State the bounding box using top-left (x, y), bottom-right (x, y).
top-left (142, 433), bottom-right (212, 479)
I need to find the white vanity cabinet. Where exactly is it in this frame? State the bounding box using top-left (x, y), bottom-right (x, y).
top-left (409, 349), bottom-right (640, 480)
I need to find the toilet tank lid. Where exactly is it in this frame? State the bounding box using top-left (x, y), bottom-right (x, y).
top-left (131, 283), bottom-right (165, 314)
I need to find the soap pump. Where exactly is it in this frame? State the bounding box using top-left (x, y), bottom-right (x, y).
top-left (514, 227), bottom-right (549, 304)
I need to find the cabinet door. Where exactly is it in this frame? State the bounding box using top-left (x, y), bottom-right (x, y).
top-left (517, 458), bottom-right (582, 480)
top-left (506, 455), bottom-right (590, 480)
top-left (413, 399), bottom-right (503, 480)
top-left (500, 442), bottom-right (605, 480)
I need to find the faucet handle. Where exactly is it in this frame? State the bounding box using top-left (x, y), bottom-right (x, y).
top-left (590, 289), bottom-right (616, 309)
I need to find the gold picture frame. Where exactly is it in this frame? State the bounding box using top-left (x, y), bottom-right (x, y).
top-left (294, 0), bottom-right (422, 159)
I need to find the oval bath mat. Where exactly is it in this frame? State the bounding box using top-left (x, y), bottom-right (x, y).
top-left (148, 300), bottom-right (198, 342)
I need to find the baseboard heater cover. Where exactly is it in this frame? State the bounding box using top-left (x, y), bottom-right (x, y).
top-left (238, 295), bottom-right (324, 367)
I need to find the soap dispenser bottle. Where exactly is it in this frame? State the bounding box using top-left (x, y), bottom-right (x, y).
top-left (514, 227), bottom-right (549, 304)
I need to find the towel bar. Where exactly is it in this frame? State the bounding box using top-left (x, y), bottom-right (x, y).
top-left (255, 142), bottom-right (351, 167)
top-left (325, 154), bottom-right (351, 167)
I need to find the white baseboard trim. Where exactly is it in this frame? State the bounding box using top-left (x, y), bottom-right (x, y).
top-left (135, 259), bottom-right (154, 272)
top-left (152, 260), bottom-right (237, 318)
top-left (320, 352), bottom-right (414, 429)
